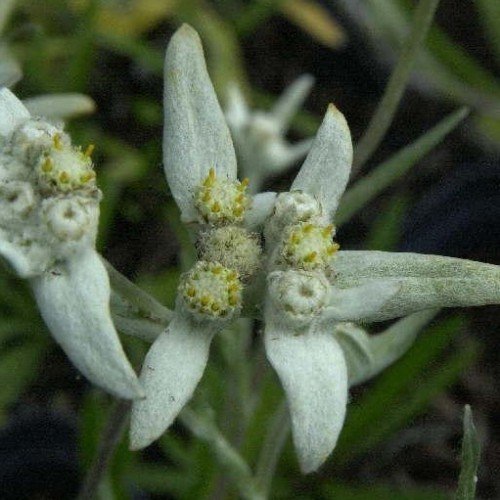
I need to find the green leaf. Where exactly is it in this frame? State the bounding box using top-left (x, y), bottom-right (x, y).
top-left (456, 405), bottom-right (481, 500)
top-left (365, 195), bottom-right (409, 251)
top-left (0, 341), bottom-right (44, 424)
top-left (476, 0), bottom-right (500, 65)
top-left (353, 0), bottom-right (440, 169)
top-left (323, 482), bottom-right (449, 500)
top-left (128, 463), bottom-right (197, 496)
top-left (337, 107), bottom-right (469, 226)
top-left (0, 0), bottom-right (16, 34)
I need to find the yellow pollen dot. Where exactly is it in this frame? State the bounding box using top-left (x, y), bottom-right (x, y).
top-left (212, 201), bottom-right (221, 213)
top-left (228, 294), bottom-right (238, 306)
top-left (59, 171), bottom-right (70, 183)
top-left (211, 266), bottom-right (222, 275)
top-left (80, 171), bottom-right (95, 183)
top-left (84, 144), bottom-right (95, 157)
top-left (211, 303), bottom-right (220, 312)
top-left (202, 191), bottom-right (211, 202)
top-left (291, 233), bottom-right (301, 245)
top-left (228, 271), bottom-right (238, 281)
top-left (241, 178), bottom-right (249, 188)
top-left (303, 223), bottom-right (313, 234)
top-left (42, 157), bottom-right (53, 173)
top-left (327, 243), bottom-right (340, 255)
top-left (53, 134), bottom-right (63, 150)
top-left (236, 193), bottom-right (245, 203)
top-left (200, 296), bottom-right (210, 307)
top-left (322, 225), bottom-right (334, 238)
top-left (186, 287), bottom-right (196, 297)
top-left (304, 251), bottom-right (317, 263)
top-left (203, 168), bottom-right (216, 187)
top-left (233, 206), bottom-right (244, 217)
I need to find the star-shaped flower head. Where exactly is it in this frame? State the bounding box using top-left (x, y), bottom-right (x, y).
top-left (261, 101), bottom-right (500, 473)
top-left (225, 76), bottom-right (314, 192)
top-left (130, 25), bottom-right (268, 449)
top-left (0, 89), bottom-right (142, 399)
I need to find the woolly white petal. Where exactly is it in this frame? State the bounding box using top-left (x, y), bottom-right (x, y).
top-left (291, 104), bottom-right (352, 220)
top-left (323, 281), bottom-right (401, 322)
top-left (0, 238), bottom-right (38, 278)
top-left (334, 251), bottom-right (500, 322)
top-left (225, 83), bottom-right (249, 131)
top-left (130, 313), bottom-right (220, 450)
top-left (163, 24), bottom-right (237, 221)
top-left (30, 249), bottom-right (143, 399)
top-left (0, 88), bottom-right (30, 137)
top-left (264, 306), bottom-right (348, 473)
top-left (271, 74), bottom-right (314, 133)
top-left (245, 191), bottom-right (277, 230)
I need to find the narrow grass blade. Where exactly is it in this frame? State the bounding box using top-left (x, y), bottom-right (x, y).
top-left (353, 0), bottom-right (440, 170)
top-left (336, 107), bottom-right (469, 226)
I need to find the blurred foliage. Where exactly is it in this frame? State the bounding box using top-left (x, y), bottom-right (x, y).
top-left (456, 406), bottom-right (481, 500)
top-left (0, 0), bottom-right (496, 499)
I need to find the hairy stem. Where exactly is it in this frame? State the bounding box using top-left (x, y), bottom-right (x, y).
top-left (255, 400), bottom-right (290, 496)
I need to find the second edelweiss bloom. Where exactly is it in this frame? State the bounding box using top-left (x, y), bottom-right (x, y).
top-left (0, 89), bottom-right (142, 399)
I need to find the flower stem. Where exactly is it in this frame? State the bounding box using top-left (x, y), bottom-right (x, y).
top-left (77, 399), bottom-right (130, 500)
top-left (255, 400), bottom-right (290, 497)
top-left (180, 407), bottom-right (265, 500)
top-left (352, 0), bottom-right (440, 171)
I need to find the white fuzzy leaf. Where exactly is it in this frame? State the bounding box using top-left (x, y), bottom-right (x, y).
top-left (323, 281), bottom-right (401, 322)
top-left (30, 249), bottom-right (143, 399)
top-left (334, 251), bottom-right (500, 322)
top-left (271, 74), bottom-right (314, 133)
top-left (264, 305), bottom-right (348, 473)
top-left (130, 313), bottom-right (219, 450)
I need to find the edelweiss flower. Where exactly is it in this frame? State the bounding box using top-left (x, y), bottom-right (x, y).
top-left (130, 24), bottom-right (500, 472)
top-left (225, 76), bottom-right (313, 192)
top-left (0, 89), bottom-right (142, 399)
top-left (130, 25), bottom-right (268, 449)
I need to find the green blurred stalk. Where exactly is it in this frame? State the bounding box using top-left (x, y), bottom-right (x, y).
top-left (353, 0), bottom-right (440, 170)
top-left (456, 405), bottom-right (481, 500)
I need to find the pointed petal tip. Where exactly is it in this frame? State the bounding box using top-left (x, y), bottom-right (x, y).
top-left (299, 453), bottom-right (329, 474)
top-left (326, 102), bottom-right (348, 126)
top-left (170, 23), bottom-right (201, 49)
top-left (129, 426), bottom-right (158, 451)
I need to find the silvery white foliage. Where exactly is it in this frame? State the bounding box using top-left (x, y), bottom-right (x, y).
top-left (0, 88), bottom-right (142, 399)
top-left (225, 76), bottom-right (314, 192)
top-left (130, 24), bottom-right (500, 472)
